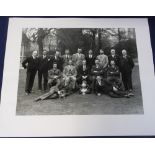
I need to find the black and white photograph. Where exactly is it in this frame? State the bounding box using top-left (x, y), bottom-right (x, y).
top-left (1, 18), bottom-right (155, 137)
top-left (16, 27), bottom-right (143, 115)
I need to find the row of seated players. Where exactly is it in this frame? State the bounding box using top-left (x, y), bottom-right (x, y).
top-left (35, 58), bottom-right (131, 102)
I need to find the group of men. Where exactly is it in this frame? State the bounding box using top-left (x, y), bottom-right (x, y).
top-left (22, 47), bottom-right (135, 100)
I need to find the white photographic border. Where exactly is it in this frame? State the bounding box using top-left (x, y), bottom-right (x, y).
top-left (0, 18), bottom-right (155, 137)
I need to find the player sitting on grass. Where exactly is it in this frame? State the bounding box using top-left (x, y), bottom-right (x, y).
top-left (34, 78), bottom-right (73, 102)
top-left (95, 76), bottom-right (129, 98)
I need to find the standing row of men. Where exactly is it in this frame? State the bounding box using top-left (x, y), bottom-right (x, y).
top-left (22, 48), bottom-right (134, 97)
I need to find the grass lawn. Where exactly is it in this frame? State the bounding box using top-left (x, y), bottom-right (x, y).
top-left (16, 65), bottom-right (143, 115)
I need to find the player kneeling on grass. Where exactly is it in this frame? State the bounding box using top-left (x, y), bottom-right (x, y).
top-left (95, 76), bottom-right (129, 98)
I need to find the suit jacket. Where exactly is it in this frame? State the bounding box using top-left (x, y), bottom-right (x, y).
top-left (38, 56), bottom-right (49, 72)
top-left (108, 54), bottom-right (120, 66)
top-left (96, 79), bottom-right (113, 94)
top-left (62, 54), bottom-right (72, 66)
top-left (22, 56), bottom-right (39, 71)
top-left (85, 55), bottom-right (96, 69)
top-left (49, 55), bottom-right (63, 71)
top-left (77, 65), bottom-right (90, 77)
top-left (48, 68), bottom-right (61, 79)
top-left (91, 65), bottom-right (103, 76)
top-left (63, 65), bottom-right (77, 77)
top-left (107, 66), bottom-right (120, 78)
top-left (72, 53), bottom-right (85, 67)
top-left (119, 56), bottom-right (134, 73)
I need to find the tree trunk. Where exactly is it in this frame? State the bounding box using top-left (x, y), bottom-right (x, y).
top-left (37, 28), bottom-right (46, 56)
top-left (37, 39), bottom-right (43, 56)
top-left (98, 29), bottom-right (102, 50)
top-left (92, 30), bottom-right (96, 51)
top-left (118, 28), bottom-right (121, 42)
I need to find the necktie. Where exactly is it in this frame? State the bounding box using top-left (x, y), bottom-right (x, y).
top-left (83, 65), bottom-right (86, 71)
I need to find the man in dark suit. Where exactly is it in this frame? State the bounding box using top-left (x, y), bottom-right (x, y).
top-left (22, 51), bottom-right (39, 95)
top-left (85, 49), bottom-right (96, 71)
top-left (91, 59), bottom-right (103, 93)
top-left (95, 77), bottom-right (128, 98)
top-left (108, 49), bottom-right (120, 66)
top-left (119, 49), bottom-right (135, 96)
top-left (77, 59), bottom-right (91, 86)
top-left (107, 60), bottom-right (121, 89)
top-left (38, 50), bottom-right (49, 91)
top-left (49, 50), bottom-right (63, 71)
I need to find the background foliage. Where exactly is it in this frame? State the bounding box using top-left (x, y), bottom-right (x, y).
top-left (21, 28), bottom-right (137, 58)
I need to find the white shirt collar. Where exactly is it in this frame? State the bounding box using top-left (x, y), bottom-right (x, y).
top-left (32, 56), bottom-right (36, 59)
top-left (43, 55), bottom-right (46, 58)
